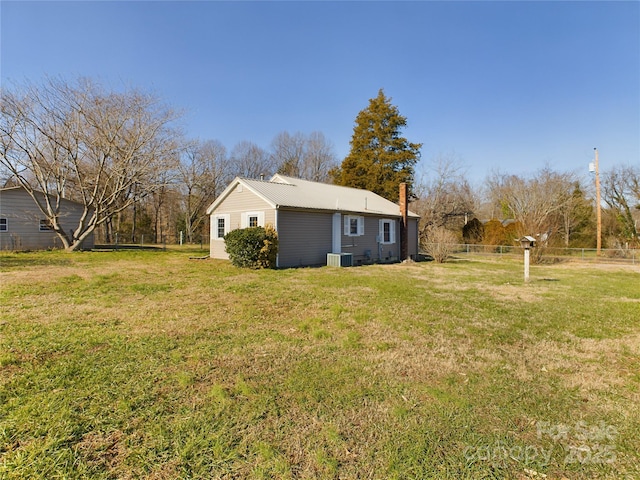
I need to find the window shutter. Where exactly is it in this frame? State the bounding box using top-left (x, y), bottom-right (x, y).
top-left (344, 216), bottom-right (349, 236)
top-left (358, 216), bottom-right (364, 236)
top-left (378, 219), bottom-right (384, 241)
top-left (390, 220), bottom-right (396, 243)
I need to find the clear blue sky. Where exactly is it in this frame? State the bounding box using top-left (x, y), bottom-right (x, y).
top-left (2, 1), bottom-right (638, 185)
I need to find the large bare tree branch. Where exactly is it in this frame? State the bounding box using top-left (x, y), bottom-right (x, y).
top-left (486, 167), bottom-right (578, 247)
top-left (602, 165), bottom-right (640, 243)
top-left (178, 139), bottom-right (231, 243)
top-left (1, 77), bottom-right (182, 251)
top-left (412, 152), bottom-right (477, 243)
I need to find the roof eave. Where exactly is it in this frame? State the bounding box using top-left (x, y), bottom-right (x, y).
top-left (206, 177), bottom-right (278, 215)
top-left (274, 204), bottom-right (420, 218)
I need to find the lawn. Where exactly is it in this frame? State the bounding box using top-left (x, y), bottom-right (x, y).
top-left (1, 249), bottom-right (639, 479)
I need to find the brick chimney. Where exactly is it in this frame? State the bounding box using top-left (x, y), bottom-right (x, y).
top-left (399, 182), bottom-right (408, 261)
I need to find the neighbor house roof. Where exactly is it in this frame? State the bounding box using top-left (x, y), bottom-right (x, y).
top-left (206, 174), bottom-right (419, 218)
top-left (0, 185), bottom-right (90, 208)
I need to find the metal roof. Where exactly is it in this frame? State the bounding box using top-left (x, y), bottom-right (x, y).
top-left (207, 174), bottom-right (419, 218)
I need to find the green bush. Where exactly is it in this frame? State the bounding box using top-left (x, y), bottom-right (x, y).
top-left (224, 225), bottom-right (278, 268)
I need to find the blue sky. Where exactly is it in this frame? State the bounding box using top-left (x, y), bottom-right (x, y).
top-left (2, 1), bottom-right (638, 185)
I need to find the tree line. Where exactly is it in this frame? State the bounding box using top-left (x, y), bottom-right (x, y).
top-left (416, 153), bottom-right (639, 254)
top-left (0, 78), bottom-right (338, 249)
top-left (1, 77), bottom-right (638, 252)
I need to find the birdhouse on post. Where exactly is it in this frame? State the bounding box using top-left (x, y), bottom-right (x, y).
top-left (519, 236), bottom-right (536, 282)
top-left (519, 236), bottom-right (536, 250)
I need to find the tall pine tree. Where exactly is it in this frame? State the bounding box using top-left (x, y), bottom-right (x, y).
top-left (331, 89), bottom-right (421, 202)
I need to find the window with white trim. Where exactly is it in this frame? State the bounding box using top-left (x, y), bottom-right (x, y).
top-left (242, 211), bottom-right (265, 229)
top-left (0, 218), bottom-right (7, 232)
top-left (344, 215), bottom-right (364, 236)
top-left (379, 219), bottom-right (396, 244)
top-left (213, 214), bottom-right (230, 240)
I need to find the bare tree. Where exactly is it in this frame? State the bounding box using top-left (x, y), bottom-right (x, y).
top-left (270, 131), bottom-right (337, 182)
top-left (302, 131), bottom-right (337, 182)
top-left (422, 225), bottom-right (459, 263)
top-left (411, 153), bottom-right (477, 243)
top-left (486, 167), bottom-right (576, 248)
top-left (601, 164), bottom-right (640, 245)
top-left (271, 131), bottom-right (306, 177)
top-left (0, 77), bottom-right (182, 251)
top-left (148, 181), bottom-right (172, 244)
top-left (178, 139), bottom-right (231, 243)
top-left (230, 141), bottom-right (274, 179)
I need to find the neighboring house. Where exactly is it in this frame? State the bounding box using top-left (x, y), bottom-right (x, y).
top-left (0, 186), bottom-right (95, 251)
top-left (206, 174), bottom-right (420, 268)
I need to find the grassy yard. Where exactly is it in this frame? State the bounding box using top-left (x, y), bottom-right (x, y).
top-left (1, 249), bottom-right (638, 479)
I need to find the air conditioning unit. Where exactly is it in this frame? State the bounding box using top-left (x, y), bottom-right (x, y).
top-left (327, 253), bottom-right (353, 267)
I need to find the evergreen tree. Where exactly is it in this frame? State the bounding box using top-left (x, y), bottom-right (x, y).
top-left (560, 182), bottom-right (595, 248)
top-left (330, 89), bottom-right (421, 202)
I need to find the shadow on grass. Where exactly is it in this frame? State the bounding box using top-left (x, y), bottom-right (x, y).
top-left (92, 244), bottom-right (165, 251)
top-left (0, 251), bottom-right (73, 269)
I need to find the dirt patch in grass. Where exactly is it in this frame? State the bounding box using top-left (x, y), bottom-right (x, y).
top-left (481, 283), bottom-right (551, 302)
top-left (493, 333), bottom-right (640, 396)
top-left (76, 430), bottom-right (126, 473)
top-left (362, 332), bottom-right (502, 384)
top-left (0, 266), bottom-right (94, 282)
top-left (563, 260), bottom-right (640, 273)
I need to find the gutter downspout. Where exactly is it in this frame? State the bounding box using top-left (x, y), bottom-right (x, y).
top-left (275, 208), bottom-right (279, 268)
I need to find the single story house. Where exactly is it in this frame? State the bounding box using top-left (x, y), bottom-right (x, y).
top-left (206, 174), bottom-right (420, 268)
top-left (0, 186), bottom-right (95, 251)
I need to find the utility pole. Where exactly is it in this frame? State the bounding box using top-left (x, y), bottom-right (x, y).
top-left (594, 148), bottom-right (602, 256)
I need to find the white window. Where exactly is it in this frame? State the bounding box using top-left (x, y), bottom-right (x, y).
top-left (0, 218), bottom-right (7, 232)
top-left (213, 214), bottom-right (230, 240)
top-left (379, 219), bottom-right (396, 244)
top-left (241, 211), bottom-right (265, 229)
top-left (344, 215), bottom-right (364, 237)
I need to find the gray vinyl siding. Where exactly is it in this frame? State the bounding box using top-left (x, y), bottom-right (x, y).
top-left (0, 188), bottom-right (94, 251)
top-left (209, 184), bottom-right (276, 260)
top-left (345, 217), bottom-right (419, 261)
top-left (342, 216), bottom-right (419, 262)
top-left (277, 212), bottom-right (404, 267)
top-left (408, 218), bottom-right (419, 258)
top-left (276, 210), bottom-right (333, 268)
top-left (340, 216), bottom-right (401, 264)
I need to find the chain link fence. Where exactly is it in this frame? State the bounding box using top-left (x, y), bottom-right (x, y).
top-left (421, 243), bottom-right (638, 265)
top-left (94, 232), bottom-right (210, 250)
